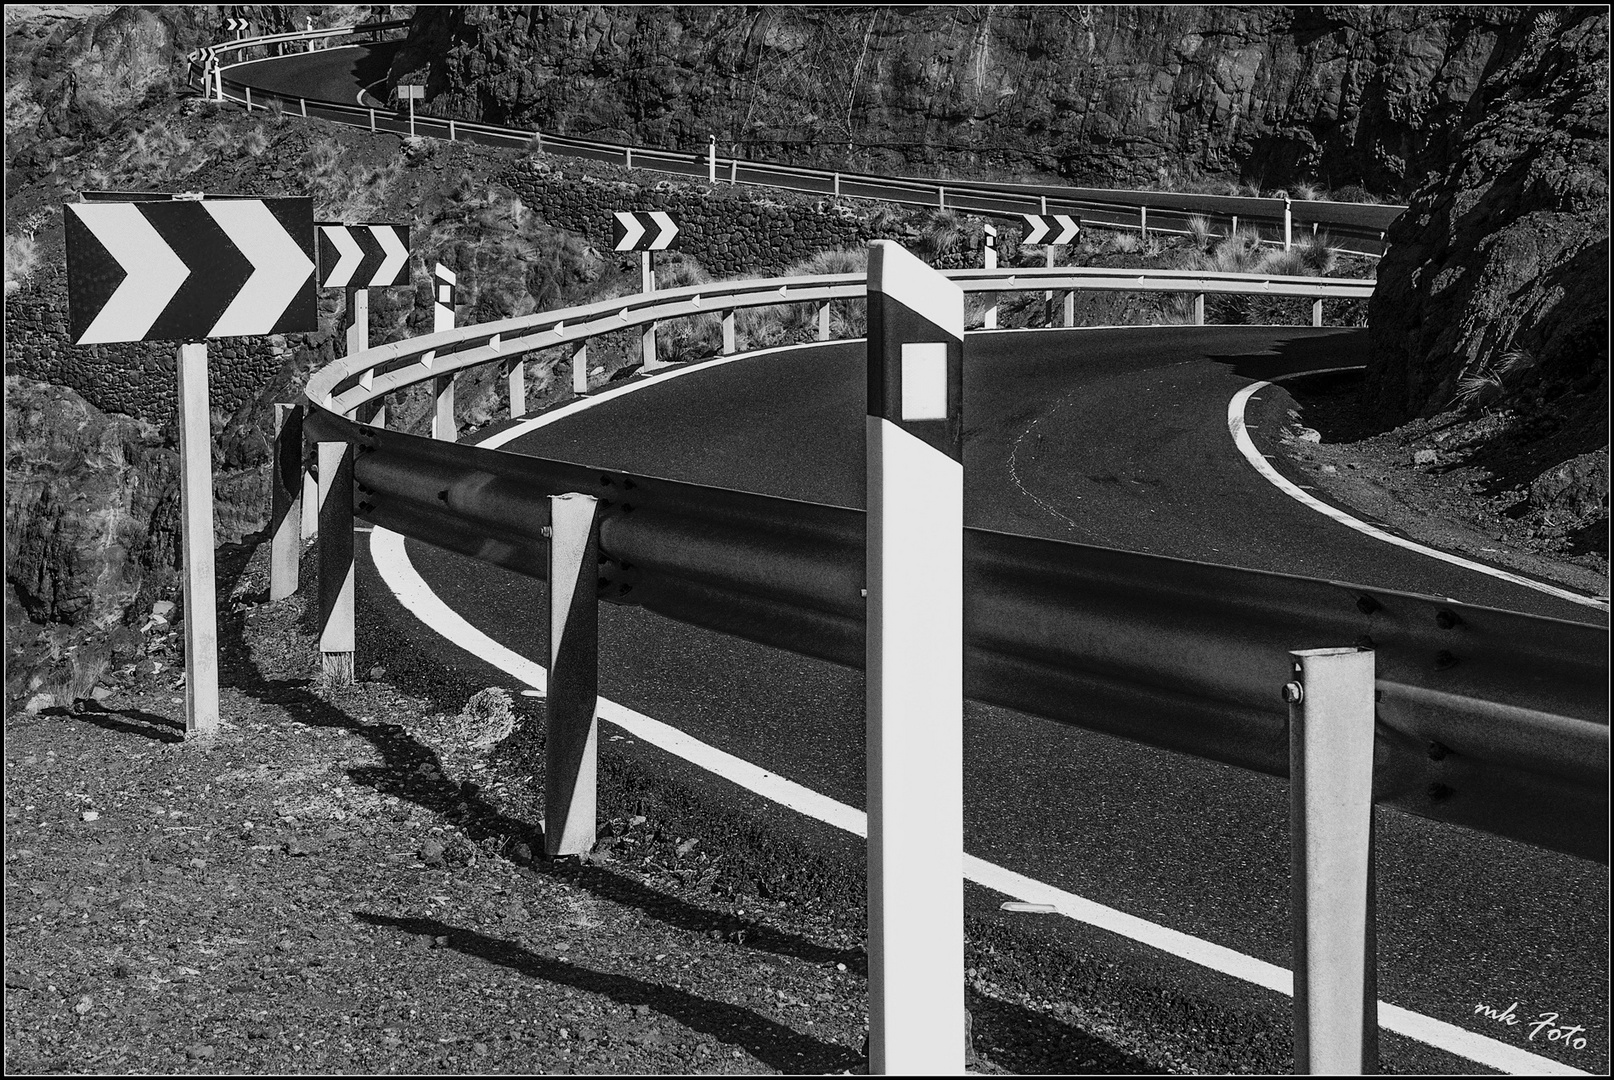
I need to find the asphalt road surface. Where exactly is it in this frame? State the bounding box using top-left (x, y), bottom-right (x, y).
top-left (377, 326), bottom-right (1606, 1074)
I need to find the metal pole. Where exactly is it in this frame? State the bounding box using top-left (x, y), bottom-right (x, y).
top-left (176, 342), bottom-right (219, 737)
top-left (269, 403), bottom-right (302, 601)
top-left (1288, 647), bottom-right (1379, 1075)
top-left (865, 240), bottom-right (965, 1076)
top-left (544, 493), bottom-right (601, 856)
top-left (317, 441), bottom-right (355, 686)
top-left (408, 96), bottom-right (415, 138)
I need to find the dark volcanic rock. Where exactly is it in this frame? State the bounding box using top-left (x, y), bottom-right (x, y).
top-left (1366, 8), bottom-right (1610, 423)
top-left (392, 5), bottom-right (1526, 194)
top-left (4, 378), bottom-right (180, 628)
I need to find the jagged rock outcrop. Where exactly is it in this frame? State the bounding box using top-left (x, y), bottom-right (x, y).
top-left (5, 377), bottom-right (181, 629)
top-left (393, 5), bottom-right (1527, 194)
top-left (1366, 8), bottom-right (1609, 425)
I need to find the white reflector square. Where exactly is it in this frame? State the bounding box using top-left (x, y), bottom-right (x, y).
top-left (900, 342), bottom-right (948, 421)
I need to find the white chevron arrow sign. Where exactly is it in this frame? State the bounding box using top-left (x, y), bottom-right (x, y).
top-left (317, 223), bottom-right (411, 288)
top-left (612, 210), bottom-right (681, 252)
top-left (65, 196), bottom-right (316, 345)
top-left (1021, 213), bottom-right (1081, 246)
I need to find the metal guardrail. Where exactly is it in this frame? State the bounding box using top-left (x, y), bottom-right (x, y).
top-left (190, 24), bottom-right (1402, 255)
top-left (295, 265), bottom-right (1606, 864)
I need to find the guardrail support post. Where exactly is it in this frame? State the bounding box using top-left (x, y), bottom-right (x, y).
top-left (1288, 647), bottom-right (1378, 1076)
top-left (244, 86), bottom-right (252, 111)
top-left (571, 341), bottom-right (588, 395)
top-left (625, 147), bottom-right (632, 170)
top-left (1312, 299), bottom-right (1324, 328)
top-left (270, 403), bottom-right (303, 601)
top-left (1193, 293), bottom-right (1206, 325)
top-left (722, 310), bottom-right (736, 354)
top-left (358, 398), bottom-right (386, 429)
top-left (1140, 204), bottom-right (1147, 238)
top-left (834, 172), bottom-right (841, 198)
top-left (369, 107), bottom-right (375, 132)
top-left (300, 97), bottom-right (307, 118)
top-left (544, 492), bottom-right (600, 857)
top-left (818, 300), bottom-right (832, 341)
top-left (432, 374), bottom-right (456, 441)
top-left (176, 342), bottom-right (220, 738)
top-left (317, 441), bottom-right (355, 686)
top-left (938, 185), bottom-right (945, 209)
top-left (506, 356), bottom-right (526, 417)
top-left (1284, 196), bottom-right (1293, 250)
top-left (448, 119), bottom-right (455, 141)
top-left (708, 135), bottom-right (716, 184)
top-left (865, 240), bottom-right (965, 1076)
top-left (1062, 289), bottom-right (1075, 328)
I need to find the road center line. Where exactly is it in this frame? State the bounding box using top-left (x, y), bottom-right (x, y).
top-left (1230, 370), bottom-right (1608, 610)
top-left (366, 336), bottom-right (1586, 1075)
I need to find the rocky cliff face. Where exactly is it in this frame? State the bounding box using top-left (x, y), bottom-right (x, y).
top-left (1367, 8), bottom-right (1609, 425)
top-left (393, 5), bottom-right (1522, 195)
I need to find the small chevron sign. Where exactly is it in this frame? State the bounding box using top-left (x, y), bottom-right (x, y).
top-left (224, 16), bottom-right (249, 33)
top-left (317, 223), bottom-right (410, 288)
top-left (1022, 214), bottom-right (1081, 246)
top-left (65, 196), bottom-right (316, 345)
top-left (612, 210), bottom-right (680, 252)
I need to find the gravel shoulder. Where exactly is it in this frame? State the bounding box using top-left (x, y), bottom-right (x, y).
top-left (1256, 371), bottom-right (1609, 607)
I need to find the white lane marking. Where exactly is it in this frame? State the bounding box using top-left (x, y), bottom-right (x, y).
top-left (367, 345), bottom-right (1584, 1075)
top-left (1231, 371), bottom-right (1609, 610)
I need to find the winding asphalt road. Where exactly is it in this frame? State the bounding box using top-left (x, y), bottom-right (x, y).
top-left (375, 326), bottom-right (1606, 1074)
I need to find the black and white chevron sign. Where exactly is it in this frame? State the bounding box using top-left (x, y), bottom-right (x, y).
top-left (612, 210), bottom-right (680, 252)
top-left (65, 197), bottom-right (316, 345)
top-left (224, 16), bottom-right (249, 33)
top-left (316, 223), bottom-right (410, 288)
top-left (1022, 214), bottom-right (1081, 246)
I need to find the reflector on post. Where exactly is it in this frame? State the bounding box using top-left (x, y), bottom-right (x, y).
top-left (864, 239), bottom-right (965, 1076)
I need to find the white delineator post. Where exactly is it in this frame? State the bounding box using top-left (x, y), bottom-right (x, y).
top-left (639, 250), bottom-right (664, 373)
top-left (982, 223), bottom-right (998, 330)
top-left (708, 134), bottom-right (717, 184)
top-left (545, 493), bottom-right (601, 856)
top-left (1284, 195), bottom-right (1293, 250)
top-left (1287, 647), bottom-right (1379, 1075)
top-left (864, 240), bottom-right (966, 1076)
top-left (269, 403), bottom-right (303, 601)
top-left (317, 441), bottom-right (356, 686)
top-left (432, 263), bottom-right (456, 441)
top-left (176, 342), bottom-right (219, 737)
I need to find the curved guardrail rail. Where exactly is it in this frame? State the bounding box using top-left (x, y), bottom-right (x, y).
top-left (189, 24), bottom-right (1403, 256)
top-left (297, 267), bottom-right (1607, 863)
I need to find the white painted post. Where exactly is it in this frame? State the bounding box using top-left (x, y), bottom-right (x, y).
top-left (834, 172), bottom-right (841, 198)
top-left (865, 241), bottom-right (965, 1076)
top-left (730, 147), bottom-right (738, 185)
top-left (270, 403), bottom-right (302, 601)
top-left (708, 135), bottom-right (717, 184)
top-left (1284, 196), bottom-right (1293, 250)
top-left (1063, 289), bottom-right (1075, 328)
top-left (639, 251), bottom-right (667, 373)
top-left (318, 441), bottom-right (356, 686)
top-left (982, 223), bottom-right (998, 330)
top-left (1312, 298), bottom-right (1324, 327)
top-left (938, 185), bottom-right (945, 209)
top-left (1193, 293), bottom-right (1206, 326)
top-left (544, 492), bottom-right (601, 856)
top-left (346, 286), bottom-right (368, 359)
top-left (506, 357), bottom-right (526, 417)
top-left (722, 309), bottom-right (736, 354)
top-left (448, 119), bottom-right (456, 141)
top-left (176, 342), bottom-right (219, 738)
top-left (818, 300), bottom-right (832, 341)
top-left (408, 95), bottom-right (415, 138)
top-left (300, 97), bottom-right (307, 118)
top-left (431, 263), bottom-right (456, 440)
top-left (244, 86), bottom-right (253, 111)
top-left (1140, 204), bottom-right (1147, 238)
top-left (625, 147), bottom-right (632, 170)
top-left (1232, 213), bottom-right (1239, 235)
top-left (301, 467), bottom-right (318, 540)
top-left (571, 340), bottom-right (589, 395)
top-left (1287, 647), bottom-right (1379, 1075)
top-left (369, 107), bottom-right (375, 132)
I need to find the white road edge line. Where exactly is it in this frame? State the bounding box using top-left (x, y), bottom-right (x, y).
top-left (1231, 369), bottom-right (1609, 610)
top-left (365, 338), bottom-right (1587, 1076)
